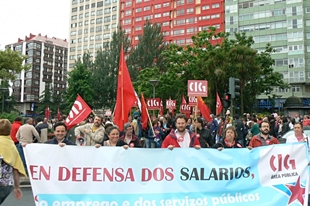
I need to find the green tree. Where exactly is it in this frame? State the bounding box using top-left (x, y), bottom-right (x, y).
top-left (0, 49), bottom-right (30, 81)
top-left (127, 20), bottom-right (168, 80)
top-left (162, 28), bottom-right (288, 114)
top-left (66, 61), bottom-right (95, 111)
top-left (38, 83), bottom-right (53, 115)
top-left (90, 28), bottom-right (131, 109)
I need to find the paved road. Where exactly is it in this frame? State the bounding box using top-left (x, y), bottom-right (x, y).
top-left (2, 186), bottom-right (35, 206)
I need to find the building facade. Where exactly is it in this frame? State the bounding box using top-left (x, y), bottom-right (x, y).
top-left (120, 0), bottom-right (225, 46)
top-left (225, 0), bottom-right (310, 110)
top-left (68, 0), bottom-right (225, 69)
top-left (6, 33), bottom-right (68, 115)
top-left (69, 0), bottom-right (119, 70)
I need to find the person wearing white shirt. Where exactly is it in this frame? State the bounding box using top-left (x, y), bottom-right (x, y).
top-left (285, 122), bottom-right (308, 143)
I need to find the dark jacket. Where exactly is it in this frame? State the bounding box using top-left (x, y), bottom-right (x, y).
top-left (280, 122), bottom-right (290, 136)
top-left (234, 119), bottom-right (244, 141)
top-left (196, 127), bottom-right (213, 148)
top-left (45, 137), bottom-right (76, 145)
top-left (213, 140), bottom-right (243, 149)
top-left (120, 134), bottom-right (141, 148)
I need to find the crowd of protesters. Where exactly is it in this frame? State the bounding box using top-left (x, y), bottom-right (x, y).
top-left (2, 109), bottom-right (310, 204)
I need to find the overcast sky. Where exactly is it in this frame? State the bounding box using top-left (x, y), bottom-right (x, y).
top-left (0, 0), bottom-right (71, 50)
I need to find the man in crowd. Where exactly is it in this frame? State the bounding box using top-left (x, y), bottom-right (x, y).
top-left (194, 117), bottom-right (213, 148)
top-left (16, 118), bottom-right (40, 175)
top-left (248, 120), bottom-right (279, 149)
top-left (210, 114), bottom-right (219, 143)
top-left (233, 114), bottom-right (245, 147)
top-left (162, 114), bottom-right (200, 149)
top-left (45, 122), bottom-right (75, 146)
top-left (74, 115), bottom-right (105, 146)
top-left (120, 123), bottom-right (141, 148)
top-left (10, 117), bottom-right (23, 145)
top-left (35, 117), bottom-right (48, 143)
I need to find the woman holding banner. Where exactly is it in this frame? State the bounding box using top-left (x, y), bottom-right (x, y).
top-left (95, 126), bottom-right (128, 149)
top-left (212, 126), bottom-right (243, 150)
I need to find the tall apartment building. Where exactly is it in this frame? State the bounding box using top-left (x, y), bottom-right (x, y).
top-left (68, 0), bottom-right (119, 70)
top-left (225, 0), bottom-right (310, 110)
top-left (120, 0), bottom-right (225, 46)
top-left (68, 0), bottom-right (224, 69)
top-left (5, 33), bottom-right (68, 115)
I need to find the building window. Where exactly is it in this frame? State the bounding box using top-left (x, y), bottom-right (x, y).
top-left (202, 5), bottom-right (210, 10)
top-left (177, 9), bottom-right (185, 16)
top-left (96, 17), bottom-right (103, 23)
top-left (154, 13), bottom-right (161, 18)
top-left (163, 2), bottom-right (170, 7)
top-left (124, 19), bottom-right (131, 25)
top-left (144, 6), bottom-right (150, 11)
top-left (136, 8), bottom-right (142, 13)
top-left (187, 8), bottom-right (194, 14)
top-left (125, 10), bottom-right (132, 16)
top-left (212, 3), bottom-right (220, 8)
top-left (155, 4), bottom-right (161, 9)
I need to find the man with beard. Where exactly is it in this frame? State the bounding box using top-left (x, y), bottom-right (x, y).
top-left (161, 114), bottom-right (201, 149)
top-left (248, 120), bottom-right (279, 149)
top-left (74, 115), bottom-right (105, 146)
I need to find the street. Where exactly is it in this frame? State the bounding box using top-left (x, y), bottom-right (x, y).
top-left (2, 186), bottom-right (35, 206)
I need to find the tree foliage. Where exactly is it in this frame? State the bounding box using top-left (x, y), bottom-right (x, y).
top-left (162, 27), bottom-right (288, 114)
top-left (66, 60), bottom-right (95, 111)
top-left (90, 28), bottom-right (131, 109)
top-left (127, 20), bottom-right (168, 80)
top-left (38, 83), bottom-right (53, 114)
top-left (0, 49), bottom-right (30, 81)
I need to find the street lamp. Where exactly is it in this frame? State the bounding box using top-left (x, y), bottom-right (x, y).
top-left (5, 98), bottom-right (12, 113)
top-left (0, 88), bottom-right (8, 113)
top-left (149, 79), bottom-right (160, 116)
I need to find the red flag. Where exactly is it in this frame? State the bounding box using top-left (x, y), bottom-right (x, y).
top-left (114, 47), bottom-right (136, 131)
top-left (57, 107), bottom-right (61, 120)
top-left (65, 94), bottom-right (92, 130)
top-left (197, 97), bottom-right (212, 122)
top-left (141, 93), bottom-right (149, 130)
top-left (159, 100), bottom-right (164, 116)
top-left (45, 106), bottom-right (50, 119)
top-left (216, 92), bottom-right (223, 115)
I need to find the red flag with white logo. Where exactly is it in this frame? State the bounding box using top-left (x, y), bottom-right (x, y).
top-left (159, 100), bottom-right (164, 116)
top-left (65, 94), bottom-right (92, 130)
top-left (216, 92), bottom-right (223, 115)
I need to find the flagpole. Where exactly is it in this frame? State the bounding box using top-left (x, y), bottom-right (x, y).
top-left (121, 48), bottom-right (125, 128)
top-left (195, 96), bottom-right (199, 134)
top-left (146, 108), bottom-right (155, 138)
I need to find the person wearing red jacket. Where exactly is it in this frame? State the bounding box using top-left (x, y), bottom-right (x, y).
top-left (161, 114), bottom-right (201, 149)
top-left (248, 120), bottom-right (279, 148)
top-left (10, 117), bottom-right (23, 145)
